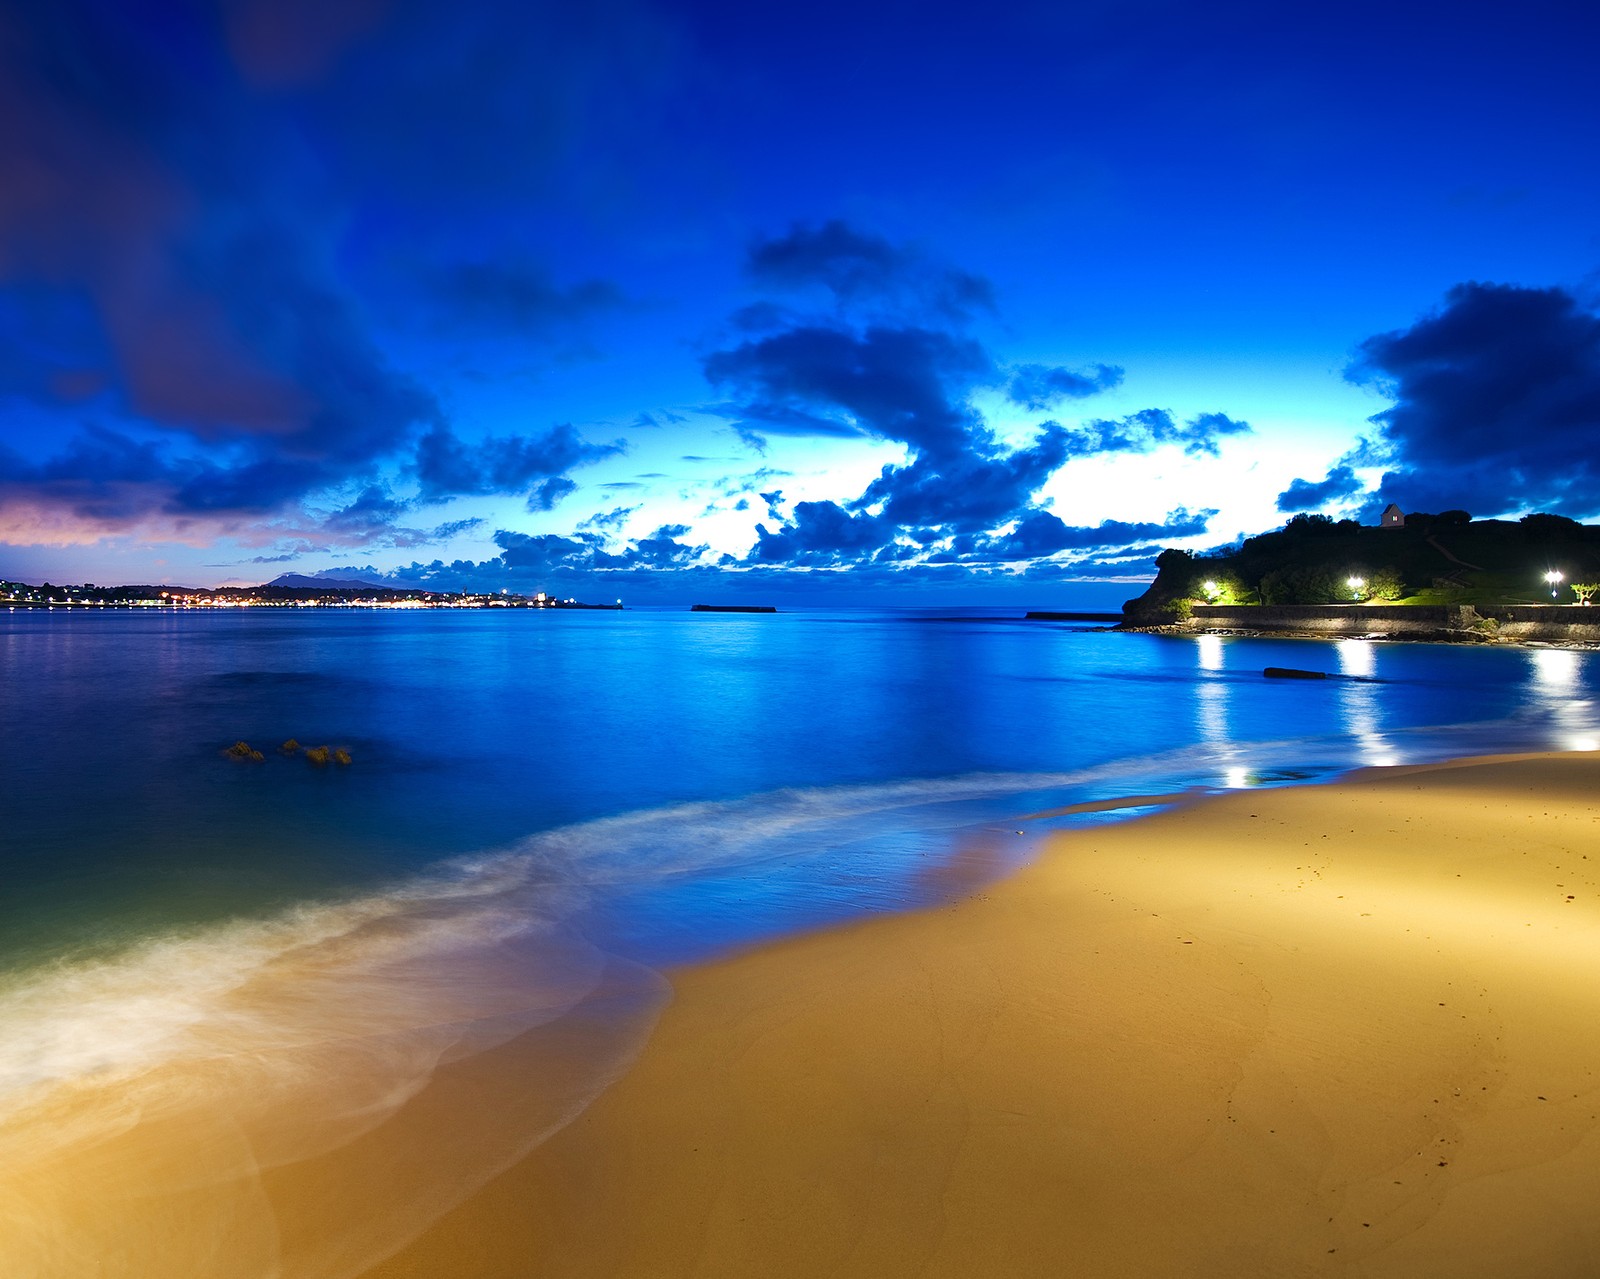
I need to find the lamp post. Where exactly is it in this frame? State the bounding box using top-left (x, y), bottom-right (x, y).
top-left (1346, 575), bottom-right (1366, 601)
top-left (1201, 579), bottom-right (1221, 603)
top-left (1545, 569), bottom-right (1564, 600)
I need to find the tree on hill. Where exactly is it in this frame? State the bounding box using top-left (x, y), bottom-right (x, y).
top-left (1520, 512), bottom-right (1583, 541)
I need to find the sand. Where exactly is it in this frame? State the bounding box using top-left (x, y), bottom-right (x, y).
top-left (363, 753), bottom-right (1600, 1278)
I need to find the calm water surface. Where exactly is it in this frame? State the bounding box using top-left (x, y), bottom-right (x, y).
top-left (4, 606), bottom-right (1597, 970)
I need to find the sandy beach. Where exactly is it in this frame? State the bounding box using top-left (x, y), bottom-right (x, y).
top-left (361, 753), bottom-right (1600, 1278)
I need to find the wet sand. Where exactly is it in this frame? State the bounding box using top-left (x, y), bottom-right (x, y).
top-left (364, 753), bottom-right (1600, 1278)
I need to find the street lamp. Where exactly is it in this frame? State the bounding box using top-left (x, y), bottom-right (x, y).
top-left (1346, 575), bottom-right (1366, 600)
top-left (1201, 579), bottom-right (1221, 602)
top-left (1545, 569), bottom-right (1564, 600)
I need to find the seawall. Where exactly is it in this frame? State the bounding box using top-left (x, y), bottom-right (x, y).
top-left (1490, 606), bottom-right (1600, 642)
top-left (1150, 603), bottom-right (1600, 643)
top-left (1186, 603), bottom-right (1479, 636)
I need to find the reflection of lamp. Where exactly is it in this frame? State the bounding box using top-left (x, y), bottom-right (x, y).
top-left (1545, 569), bottom-right (1564, 599)
top-left (1346, 575), bottom-right (1366, 600)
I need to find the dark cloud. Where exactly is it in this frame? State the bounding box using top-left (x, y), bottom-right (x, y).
top-left (629, 409), bottom-right (686, 428)
top-left (758, 489), bottom-right (785, 519)
top-left (0, 0), bottom-right (667, 543)
top-left (979, 508), bottom-right (1215, 560)
top-left (526, 477), bottom-right (577, 511)
top-left (0, 426), bottom-right (333, 532)
top-left (748, 501), bottom-right (890, 566)
top-left (1276, 465), bottom-right (1364, 512)
top-left (1349, 282), bottom-right (1600, 517)
top-left (576, 505), bottom-right (637, 532)
top-left (1006, 362), bottom-right (1124, 410)
top-left (413, 423), bottom-right (623, 501)
top-left (423, 261), bottom-right (623, 332)
top-left (706, 226), bottom-right (1247, 576)
top-left (704, 324), bottom-right (990, 452)
top-left (746, 220), bottom-right (995, 322)
top-left (431, 517), bottom-right (485, 539)
top-left (1065, 408), bottom-right (1251, 458)
top-left (492, 522), bottom-right (705, 573)
top-left (625, 523), bottom-right (707, 567)
top-left (855, 422), bottom-right (1071, 532)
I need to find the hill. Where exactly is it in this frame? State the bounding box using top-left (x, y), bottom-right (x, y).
top-left (266, 572), bottom-right (388, 592)
top-left (1124, 511), bottom-right (1600, 622)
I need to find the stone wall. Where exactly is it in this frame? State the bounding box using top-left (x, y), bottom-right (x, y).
top-left (1188, 604), bottom-right (1478, 635)
top-left (1490, 606), bottom-right (1600, 642)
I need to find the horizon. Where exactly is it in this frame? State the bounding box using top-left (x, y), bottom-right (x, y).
top-left (1, 1), bottom-right (1597, 599)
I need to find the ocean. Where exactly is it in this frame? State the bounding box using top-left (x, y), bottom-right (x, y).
top-left (2, 606), bottom-right (1596, 1275)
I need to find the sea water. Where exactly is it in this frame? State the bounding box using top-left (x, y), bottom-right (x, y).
top-left (1, 606), bottom-right (1596, 1274)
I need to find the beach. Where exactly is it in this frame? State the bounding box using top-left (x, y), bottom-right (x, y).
top-left (364, 752), bottom-right (1600, 1278)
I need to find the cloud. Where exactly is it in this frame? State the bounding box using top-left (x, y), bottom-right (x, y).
top-left (577, 505), bottom-right (638, 532)
top-left (704, 224), bottom-right (1249, 577)
top-left (1006, 362), bottom-right (1124, 409)
top-left (431, 517), bottom-right (485, 539)
top-left (1349, 281), bottom-right (1600, 517)
top-left (422, 261), bottom-right (623, 332)
top-left (0, 0), bottom-right (668, 546)
top-left (413, 423), bottom-right (623, 501)
top-left (748, 501), bottom-right (891, 566)
top-left (854, 422), bottom-right (1072, 533)
top-left (629, 409), bottom-right (686, 428)
top-left (1276, 465), bottom-right (1364, 512)
top-left (745, 220), bottom-right (995, 321)
top-left (492, 522), bottom-right (705, 573)
top-left (978, 508), bottom-right (1215, 560)
top-left (704, 324), bottom-right (990, 452)
top-left (1065, 408), bottom-right (1251, 458)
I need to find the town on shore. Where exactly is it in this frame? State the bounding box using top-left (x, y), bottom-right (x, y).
top-left (0, 578), bottom-right (621, 611)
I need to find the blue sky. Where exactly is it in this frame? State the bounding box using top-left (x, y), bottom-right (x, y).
top-left (1, 0), bottom-right (1598, 605)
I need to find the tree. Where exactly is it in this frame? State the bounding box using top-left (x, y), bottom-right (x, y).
top-left (1436, 509), bottom-right (1471, 526)
top-left (1259, 565), bottom-right (1345, 604)
top-left (1520, 512), bottom-right (1583, 540)
top-left (1366, 566), bottom-right (1405, 601)
top-left (1572, 582), bottom-right (1599, 606)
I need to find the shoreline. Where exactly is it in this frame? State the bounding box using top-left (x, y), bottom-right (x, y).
top-left (363, 750), bottom-right (1600, 1278)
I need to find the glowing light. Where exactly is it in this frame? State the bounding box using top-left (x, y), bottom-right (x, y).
top-left (1545, 569), bottom-right (1564, 599)
top-left (1201, 579), bottom-right (1221, 601)
top-left (1224, 767), bottom-right (1250, 789)
top-left (1335, 638), bottom-right (1375, 678)
top-left (1530, 646), bottom-right (1579, 692)
top-left (1569, 737), bottom-right (1599, 752)
top-left (1196, 633), bottom-right (1224, 671)
top-left (1346, 574), bottom-right (1366, 600)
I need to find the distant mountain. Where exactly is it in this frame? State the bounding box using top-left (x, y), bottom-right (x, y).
top-left (267, 573), bottom-right (389, 592)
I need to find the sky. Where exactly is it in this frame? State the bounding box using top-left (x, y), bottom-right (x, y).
top-left (1, 0), bottom-right (1598, 607)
